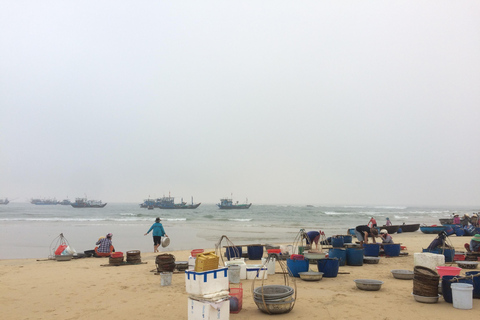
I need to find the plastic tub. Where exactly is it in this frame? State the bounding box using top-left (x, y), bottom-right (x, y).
top-left (442, 275), bottom-right (474, 303)
top-left (383, 244), bottom-right (401, 257)
top-left (286, 258), bottom-right (309, 277)
top-left (465, 271), bottom-right (480, 298)
top-left (436, 266), bottom-right (461, 278)
top-left (343, 235), bottom-right (353, 243)
top-left (346, 248), bottom-right (364, 266)
top-left (331, 236), bottom-right (344, 248)
top-left (317, 258), bottom-right (339, 278)
top-left (226, 246), bottom-right (242, 261)
top-left (328, 248), bottom-right (346, 266)
top-left (247, 245), bottom-right (264, 260)
top-left (191, 249), bottom-right (204, 257)
top-left (452, 283), bottom-right (473, 309)
top-left (363, 243), bottom-right (380, 257)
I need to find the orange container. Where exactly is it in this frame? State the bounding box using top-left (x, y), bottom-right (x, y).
top-left (111, 252), bottom-right (124, 258)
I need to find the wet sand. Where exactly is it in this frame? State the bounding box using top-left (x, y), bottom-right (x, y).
top-left (0, 233), bottom-right (478, 319)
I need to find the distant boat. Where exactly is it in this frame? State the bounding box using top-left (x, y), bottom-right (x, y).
top-left (71, 198), bottom-right (107, 208)
top-left (31, 198), bottom-right (58, 205)
top-left (140, 198), bottom-right (156, 208)
top-left (157, 195), bottom-right (201, 209)
top-left (0, 198), bottom-right (9, 205)
top-left (376, 225), bottom-right (400, 234)
top-left (217, 197), bottom-right (251, 209)
top-left (395, 224), bottom-right (420, 232)
top-left (59, 199), bottom-right (72, 205)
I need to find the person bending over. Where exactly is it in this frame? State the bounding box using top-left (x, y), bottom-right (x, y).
top-left (355, 225), bottom-right (378, 246)
top-left (305, 230), bottom-right (321, 249)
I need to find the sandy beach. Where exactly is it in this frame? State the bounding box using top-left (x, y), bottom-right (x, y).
top-left (1, 232), bottom-right (478, 320)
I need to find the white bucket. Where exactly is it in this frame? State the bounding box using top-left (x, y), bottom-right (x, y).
top-left (451, 283), bottom-right (473, 309)
top-left (228, 265), bottom-right (241, 284)
top-left (188, 256), bottom-right (196, 270)
top-left (161, 272), bottom-right (173, 286)
top-left (261, 257), bottom-right (276, 275)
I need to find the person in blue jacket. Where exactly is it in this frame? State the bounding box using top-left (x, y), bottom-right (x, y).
top-left (144, 217), bottom-right (167, 253)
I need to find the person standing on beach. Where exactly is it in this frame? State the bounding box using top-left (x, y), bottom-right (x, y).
top-left (355, 225), bottom-right (378, 246)
top-left (144, 217), bottom-right (167, 253)
top-left (368, 217), bottom-right (377, 228)
top-left (385, 217), bottom-right (392, 226)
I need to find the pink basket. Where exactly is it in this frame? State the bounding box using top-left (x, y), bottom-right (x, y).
top-left (436, 266), bottom-right (461, 277)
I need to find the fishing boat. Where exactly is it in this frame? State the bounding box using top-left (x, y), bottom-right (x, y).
top-left (439, 218), bottom-right (468, 225)
top-left (420, 225), bottom-right (446, 234)
top-left (376, 225), bottom-right (400, 234)
top-left (59, 199), bottom-right (71, 205)
top-left (395, 224), bottom-right (420, 232)
top-left (71, 198), bottom-right (107, 208)
top-left (0, 198), bottom-right (9, 205)
top-left (217, 197), bottom-right (251, 209)
top-left (31, 198), bottom-right (58, 205)
top-left (140, 198), bottom-right (157, 208)
top-left (157, 195), bottom-right (201, 209)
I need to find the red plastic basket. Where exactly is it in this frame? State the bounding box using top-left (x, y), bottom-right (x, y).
top-left (190, 249), bottom-right (204, 258)
top-left (229, 283), bottom-right (243, 314)
top-left (267, 249), bottom-right (281, 254)
top-left (111, 252), bottom-right (123, 258)
top-left (290, 254), bottom-right (305, 260)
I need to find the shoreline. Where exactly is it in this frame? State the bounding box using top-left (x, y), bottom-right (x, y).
top-left (1, 233), bottom-right (479, 319)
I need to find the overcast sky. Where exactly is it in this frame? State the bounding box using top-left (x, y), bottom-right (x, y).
top-left (1, 1), bottom-right (479, 206)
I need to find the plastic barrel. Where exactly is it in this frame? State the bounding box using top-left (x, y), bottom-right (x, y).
top-left (226, 246), bottom-right (242, 260)
top-left (317, 258), bottom-right (339, 278)
top-left (441, 276), bottom-right (473, 303)
top-left (328, 248), bottom-right (346, 266)
top-left (455, 228), bottom-right (465, 236)
top-left (363, 243), bottom-right (380, 257)
top-left (346, 248), bottom-right (364, 266)
top-left (247, 245), bottom-right (264, 260)
top-left (443, 248), bottom-right (455, 263)
top-left (343, 235), bottom-right (353, 243)
top-left (287, 258), bottom-right (309, 277)
top-left (383, 244), bottom-right (401, 257)
top-left (331, 237), bottom-right (344, 248)
top-left (397, 228), bottom-right (403, 233)
top-left (465, 271), bottom-right (480, 299)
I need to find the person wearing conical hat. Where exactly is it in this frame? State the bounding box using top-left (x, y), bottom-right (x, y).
top-left (464, 234), bottom-right (480, 252)
top-left (461, 213), bottom-right (470, 227)
top-left (453, 214), bottom-right (461, 224)
top-left (471, 213), bottom-right (478, 228)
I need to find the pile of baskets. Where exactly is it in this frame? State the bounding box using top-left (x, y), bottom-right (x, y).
top-left (156, 253), bottom-right (176, 272)
top-left (109, 252), bottom-right (124, 266)
top-left (253, 285), bottom-right (295, 314)
top-left (413, 266), bottom-right (440, 297)
top-left (126, 250), bottom-right (142, 264)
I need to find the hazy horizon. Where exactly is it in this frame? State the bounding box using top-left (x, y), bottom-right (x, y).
top-left (1, 2), bottom-right (479, 207)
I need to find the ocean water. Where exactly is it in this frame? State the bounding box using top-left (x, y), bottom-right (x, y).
top-left (0, 202), bottom-right (476, 259)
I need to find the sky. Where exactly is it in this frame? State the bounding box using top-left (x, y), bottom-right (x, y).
top-left (1, 1), bottom-right (480, 206)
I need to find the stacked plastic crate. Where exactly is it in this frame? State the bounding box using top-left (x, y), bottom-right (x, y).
top-left (185, 252), bottom-right (230, 319)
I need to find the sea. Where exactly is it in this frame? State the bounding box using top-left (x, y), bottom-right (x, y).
top-left (0, 202), bottom-right (477, 259)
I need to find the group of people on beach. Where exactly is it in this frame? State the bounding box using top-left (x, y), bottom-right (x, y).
top-left (452, 212), bottom-right (479, 227)
top-left (92, 217), bottom-right (168, 256)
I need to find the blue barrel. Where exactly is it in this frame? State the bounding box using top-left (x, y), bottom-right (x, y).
top-left (329, 248), bottom-right (346, 266)
top-left (455, 227), bottom-right (465, 236)
top-left (363, 243), bottom-right (380, 257)
top-left (317, 258), bottom-right (339, 277)
top-left (287, 258), bottom-right (309, 277)
top-left (247, 245), bottom-right (264, 260)
top-left (331, 236), bottom-right (344, 248)
top-left (383, 244), bottom-right (401, 257)
top-left (346, 248), bottom-right (364, 266)
top-left (442, 275), bottom-right (474, 303)
top-left (226, 246), bottom-right (242, 260)
top-left (343, 235), bottom-right (353, 243)
top-left (442, 248), bottom-right (455, 263)
top-left (466, 271), bottom-right (480, 299)
top-left (397, 228), bottom-right (403, 233)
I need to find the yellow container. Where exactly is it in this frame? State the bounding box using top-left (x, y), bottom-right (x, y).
top-left (195, 251), bottom-right (220, 272)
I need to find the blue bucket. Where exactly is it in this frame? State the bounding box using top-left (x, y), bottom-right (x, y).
top-left (363, 243), bottom-right (380, 257)
top-left (455, 227), bottom-right (465, 236)
top-left (226, 246), bottom-right (242, 260)
top-left (329, 248), bottom-right (346, 266)
top-left (442, 275), bottom-right (474, 303)
top-left (247, 245), bottom-right (264, 260)
top-left (331, 236), bottom-right (344, 248)
top-left (397, 228), bottom-right (403, 233)
top-left (343, 235), bottom-right (353, 243)
top-left (287, 258), bottom-right (309, 277)
top-left (466, 271), bottom-right (480, 299)
top-left (317, 258), bottom-right (339, 278)
top-left (346, 248), bottom-right (364, 266)
top-left (347, 228), bottom-right (356, 236)
top-left (383, 244), bottom-right (401, 257)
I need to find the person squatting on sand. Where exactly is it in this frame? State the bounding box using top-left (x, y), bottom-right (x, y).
top-left (144, 217), bottom-right (167, 253)
top-left (380, 229), bottom-right (394, 245)
top-left (355, 225), bottom-right (378, 246)
top-left (464, 234), bottom-right (480, 252)
top-left (95, 233), bottom-right (114, 257)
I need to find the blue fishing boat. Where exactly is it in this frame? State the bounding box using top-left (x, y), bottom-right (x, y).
top-left (157, 195), bottom-right (201, 209)
top-left (0, 198), bottom-right (9, 205)
top-left (217, 197), bottom-right (251, 209)
top-left (71, 198), bottom-right (107, 208)
top-left (420, 225), bottom-right (446, 234)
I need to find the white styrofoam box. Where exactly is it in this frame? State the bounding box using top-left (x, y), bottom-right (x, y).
top-left (185, 267), bottom-right (229, 296)
top-left (188, 256), bottom-right (196, 270)
top-left (246, 264), bottom-right (268, 280)
top-left (187, 296), bottom-right (230, 320)
top-left (224, 259), bottom-right (247, 280)
top-left (414, 252), bottom-right (445, 270)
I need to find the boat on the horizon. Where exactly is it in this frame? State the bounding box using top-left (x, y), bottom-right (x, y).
top-left (140, 198), bottom-right (156, 208)
top-left (157, 195), bottom-right (201, 209)
top-left (31, 198), bottom-right (58, 205)
top-left (217, 197), bottom-right (251, 209)
top-left (71, 198), bottom-right (107, 208)
top-left (0, 198), bottom-right (9, 205)
top-left (59, 199), bottom-right (71, 205)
